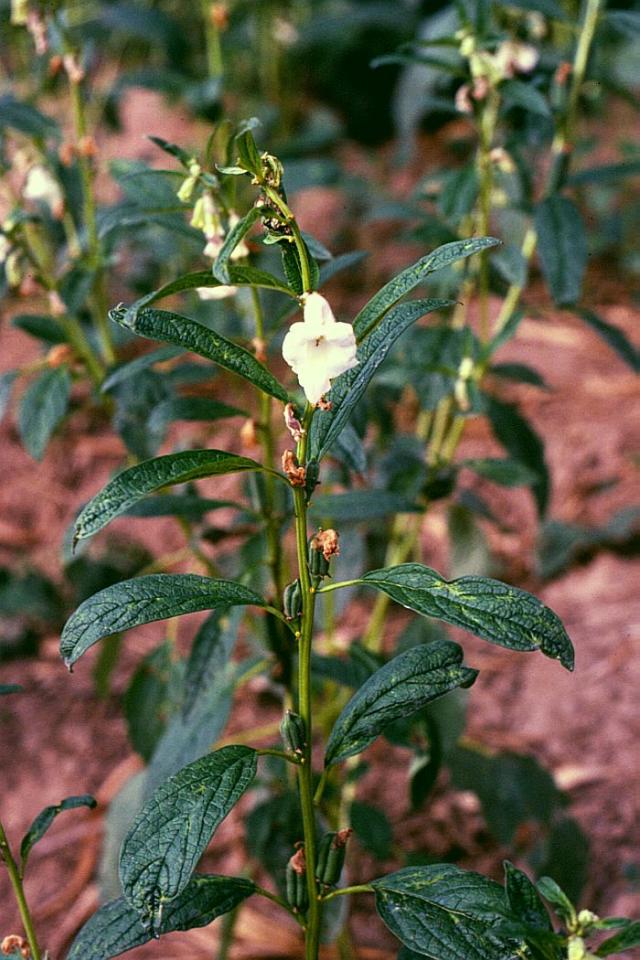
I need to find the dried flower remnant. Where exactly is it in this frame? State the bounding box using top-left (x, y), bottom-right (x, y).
top-left (311, 528), bottom-right (340, 561)
top-left (282, 450), bottom-right (306, 487)
top-left (282, 292), bottom-right (358, 405)
top-left (284, 402), bottom-right (304, 442)
top-left (1, 935), bottom-right (30, 958)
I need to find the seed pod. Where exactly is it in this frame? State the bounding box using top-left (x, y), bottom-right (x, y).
top-left (286, 846), bottom-right (308, 914)
top-left (283, 579), bottom-right (302, 621)
top-left (305, 459), bottom-right (320, 501)
top-left (315, 829), bottom-right (352, 887)
top-left (280, 710), bottom-right (306, 758)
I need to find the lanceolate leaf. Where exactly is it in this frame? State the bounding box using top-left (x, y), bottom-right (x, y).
top-left (325, 640), bottom-right (477, 767)
top-left (111, 306), bottom-right (288, 401)
top-left (310, 298), bottom-right (451, 462)
top-left (74, 449), bottom-right (262, 542)
top-left (213, 206), bottom-right (261, 283)
top-left (574, 308), bottom-right (640, 372)
top-left (534, 196), bottom-right (587, 307)
top-left (101, 346), bottom-right (184, 393)
top-left (21, 795), bottom-right (96, 872)
top-left (66, 874), bottom-right (256, 960)
top-left (353, 237), bottom-right (500, 339)
top-left (119, 267), bottom-right (295, 314)
top-left (486, 395), bottom-right (549, 516)
top-left (147, 396), bottom-right (247, 433)
top-left (596, 922), bottom-right (640, 957)
top-left (361, 564), bottom-right (574, 670)
top-left (372, 865), bottom-right (514, 960)
top-left (18, 367), bottom-right (71, 461)
top-left (120, 746), bottom-right (257, 931)
top-left (60, 574), bottom-right (266, 668)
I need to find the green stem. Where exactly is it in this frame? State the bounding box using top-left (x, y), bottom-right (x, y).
top-left (291, 409), bottom-right (322, 960)
top-left (64, 39), bottom-right (115, 366)
top-left (476, 91), bottom-right (499, 342)
top-left (263, 186), bottom-right (313, 292)
top-left (202, 0), bottom-right (224, 78)
top-left (0, 820), bottom-right (42, 960)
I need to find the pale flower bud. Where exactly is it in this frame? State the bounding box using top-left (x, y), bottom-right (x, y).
top-left (177, 175), bottom-right (197, 203)
top-left (282, 293), bottom-right (358, 405)
top-left (23, 165), bottom-right (64, 219)
top-left (10, 0), bottom-right (28, 25)
top-left (228, 211), bottom-right (250, 260)
top-left (196, 285), bottom-right (238, 300)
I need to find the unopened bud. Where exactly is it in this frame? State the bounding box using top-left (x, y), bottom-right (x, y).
top-left (46, 343), bottom-right (74, 368)
top-left (240, 418), bottom-right (258, 448)
top-left (211, 2), bottom-right (229, 30)
top-left (252, 337), bottom-right (267, 364)
top-left (188, 160), bottom-right (202, 178)
top-left (5, 250), bottom-right (24, 288)
top-left (62, 52), bottom-right (85, 84)
top-left (58, 142), bottom-right (76, 166)
top-left (177, 175), bottom-right (197, 203)
top-left (78, 135), bottom-right (97, 158)
top-left (10, 0), bottom-right (28, 25)
top-left (26, 10), bottom-right (48, 55)
top-left (48, 290), bottom-right (67, 317)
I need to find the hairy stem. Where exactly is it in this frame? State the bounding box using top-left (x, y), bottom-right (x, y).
top-left (0, 820), bottom-right (42, 960)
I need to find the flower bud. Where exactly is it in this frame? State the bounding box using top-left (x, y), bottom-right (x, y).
top-left (177, 175), bottom-right (197, 203)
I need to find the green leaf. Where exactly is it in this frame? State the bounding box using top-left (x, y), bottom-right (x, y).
top-left (0, 94), bottom-right (59, 139)
top-left (536, 877), bottom-right (575, 923)
top-left (353, 237), bottom-right (500, 339)
top-left (490, 363), bottom-right (547, 388)
top-left (124, 495), bottom-right (243, 520)
top-left (12, 314), bottom-right (67, 344)
top-left (310, 299), bottom-right (451, 462)
top-left (360, 563), bottom-right (574, 670)
top-left (18, 367), bottom-right (71, 461)
top-left (503, 862), bottom-right (553, 932)
top-left (74, 449), bottom-right (263, 543)
top-left (101, 346), bottom-right (184, 392)
top-left (148, 396), bottom-right (247, 433)
top-left (235, 129), bottom-right (262, 177)
top-left (66, 874), bottom-right (256, 960)
top-left (124, 643), bottom-right (174, 762)
top-left (604, 10), bottom-right (640, 37)
top-left (574, 309), bottom-right (639, 372)
top-left (60, 574), bottom-right (266, 668)
top-left (502, 80), bottom-right (551, 118)
top-left (111, 306), bottom-right (288, 402)
top-left (0, 371), bottom-right (17, 424)
top-left (568, 160), bottom-right (640, 186)
top-left (148, 134), bottom-right (192, 166)
top-left (324, 640), bottom-right (478, 767)
top-left (310, 490), bottom-right (421, 523)
top-left (213, 206), bottom-right (261, 283)
top-left (120, 267), bottom-right (295, 311)
top-left (351, 801), bottom-right (393, 860)
top-left (21, 795), bottom-right (96, 872)
top-left (372, 865), bottom-right (514, 960)
top-left (486, 395), bottom-right (549, 516)
top-left (534, 196), bottom-right (587, 306)
top-left (462, 458), bottom-right (539, 487)
top-left (120, 746), bottom-right (257, 931)
top-left (0, 684), bottom-right (22, 695)
top-left (596, 921), bottom-right (640, 956)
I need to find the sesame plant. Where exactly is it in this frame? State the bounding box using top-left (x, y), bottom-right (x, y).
top-left (2, 119), bottom-right (626, 960)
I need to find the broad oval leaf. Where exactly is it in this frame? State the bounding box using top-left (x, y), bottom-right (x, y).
top-left (60, 574), bottom-right (266, 668)
top-left (534, 196), bottom-right (587, 307)
top-left (372, 865), bottom-right (515, 960)
top-left (324, 640), bottom-right (477, 767)
top-left (120, 746), bottom-right (257, 931)
top-left (66, 874), bottom-right (255, 960)
top-left (310, 298), bottom-right (451, 462)
top-left (503, 861), bottom-right (552, 932)
top-left (361, 564), bottom-right (574, 670)
top-left (353, 237), bottom-right (500, 339)
top-left (111, 306), bottom-right (288, 401)
top-left (75, 449), bottom-right (262, 542)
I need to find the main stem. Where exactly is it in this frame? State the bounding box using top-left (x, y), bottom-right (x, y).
top-left (293, 412), bottom-right (322, 959)
top-left (0, 820), bottom-right (42, 960)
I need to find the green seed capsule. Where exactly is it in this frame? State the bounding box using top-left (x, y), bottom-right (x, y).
top-left (285, 847), bottom-right (308, 914)
top-left (282, 579), bottom-right (303, 621)
top-left (315, 829), bottom-right (352, 886)
top-left (280, 710), bottom-right (306, 758)
top-left (308, 537), bottom-right (330, 578)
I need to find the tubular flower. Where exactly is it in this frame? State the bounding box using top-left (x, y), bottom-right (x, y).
top-left (282, 292), bottom-right (358, 405)
top-left (23, 165), bottom-right (64, 218)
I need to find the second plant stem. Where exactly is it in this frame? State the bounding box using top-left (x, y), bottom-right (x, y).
top-left (0, 819), bottom-right (42, 960)
top-left (293, 410), bottom-right (322, 960)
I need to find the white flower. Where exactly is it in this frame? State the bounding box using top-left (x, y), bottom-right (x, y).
top-left (490, 40), bottom-right (539, 79)
top-left (197, 285), bottom-right (238, 300)
top-left (228, 211), bottom-right (250, 260)
top-left (282, 292), bottom-right (358, 405)
top-left (23, 165), bottom-right (64, 217)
